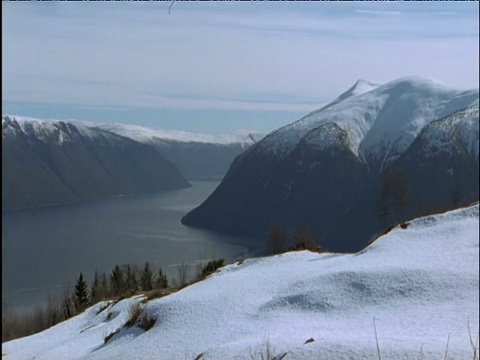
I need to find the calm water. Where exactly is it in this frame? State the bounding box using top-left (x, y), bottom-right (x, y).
top-left (2, 181), bottom-right (263, 314)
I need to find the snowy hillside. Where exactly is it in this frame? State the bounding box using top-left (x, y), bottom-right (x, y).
top-left (3, 204), bottom-right (479, 359)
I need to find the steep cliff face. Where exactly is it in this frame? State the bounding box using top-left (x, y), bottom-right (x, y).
top-left (383, 106), bottom-right (479, 223)
top-left (182, 77), bottom-right (479, 252)
top-left (2, 116), bottom-right (191, 211)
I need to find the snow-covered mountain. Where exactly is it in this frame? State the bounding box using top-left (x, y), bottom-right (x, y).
top-left (91, 123), bottom-right (264, 181)
top-left (2, 116), bottom-right (190, 211)
top-left (3, 204), bottom-right (478, 359)
top-left (94, 123), bottom-right (263, 146)
top-left (182, 77), bottom-right (479, 251)
top-left (256, 76), bottom-right (477, 172)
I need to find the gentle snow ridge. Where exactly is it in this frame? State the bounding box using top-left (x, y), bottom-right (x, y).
top-left (3, 203), bottom-right (478, 359)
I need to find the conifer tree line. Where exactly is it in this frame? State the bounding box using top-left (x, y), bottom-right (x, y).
top-left (3, 258), bottom-right (229, 342)
top-left (3, 262), bottom-right (169, 343)
top-left (77, 262), bottom-right (170, 310)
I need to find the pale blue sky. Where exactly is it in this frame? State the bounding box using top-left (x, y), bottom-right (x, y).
top-left (2, 2), bottom-right (479, 133)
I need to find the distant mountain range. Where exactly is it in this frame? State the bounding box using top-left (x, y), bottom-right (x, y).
top-left (2, 117), bottom-right (190, 211)
top-left (182, 77), bottom-right (479, 252)
top-left (2, 116), bottom-right (261, 211)
top-left (92, 123), bottom-right (263, 181)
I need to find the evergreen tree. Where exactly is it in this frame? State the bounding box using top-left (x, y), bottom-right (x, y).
top-left (140, 262), bottom-right (154, 291)
top-left (201, 259), bottom-right (225, 277)
top-left (154, 267), bottom-right (169, 289)
top-left (124, 264), bottom-right (138, 294)
top-left (90, 270), bottom-right (106, 303)
top-left (110, 265), bottom-right (125, 297)
top-left (100, 272), bottom-right (109, 298)
top-left (74, 273), bottom-right (90, 311)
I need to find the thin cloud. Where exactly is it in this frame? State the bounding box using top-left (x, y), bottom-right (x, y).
top-left (2, 2), bottom-right (478, 115)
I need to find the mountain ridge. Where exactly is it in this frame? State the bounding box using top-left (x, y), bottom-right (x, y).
top-left (2, 116), bottom-right (191, 211)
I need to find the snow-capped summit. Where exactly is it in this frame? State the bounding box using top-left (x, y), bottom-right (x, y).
top-left (182, 77), bottom-right (479, 252)
top-left (257, 76), bottom-right (478, 172)
top-left (332, 78), bottom-right (380, 103)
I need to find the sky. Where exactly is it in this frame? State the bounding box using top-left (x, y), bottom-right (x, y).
top-left (2, 2), bottom-right (479, 134)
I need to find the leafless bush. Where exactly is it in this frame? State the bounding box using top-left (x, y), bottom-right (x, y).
top-left (124, 303), bottom-right (144, 328)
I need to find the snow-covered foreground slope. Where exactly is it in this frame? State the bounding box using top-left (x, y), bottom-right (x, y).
top-left (3, 204), bottom-right (479, 359)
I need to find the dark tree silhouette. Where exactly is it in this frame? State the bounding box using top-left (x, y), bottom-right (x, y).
top-left (140, 262), bottom-right (154, 291)
top-left (74, 273), bottom-right (90, 311)
top-left (378, 170), bottom-right (411, 226)
top-left (267, 223), bottom-right (286, 255)
top-left (155, 267), bottom-right (169, 289)
top-left (110, 265), bottom-right (125, 297)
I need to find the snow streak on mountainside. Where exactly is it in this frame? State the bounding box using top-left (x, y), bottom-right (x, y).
top-left (2, 116), bottom-right (190, 211)
top-left (3, 204), bottom-right (479, 359)
top-left (413, 105), bottom-right (479, 163)
top-left (182, 77), bottom-right (479, 251)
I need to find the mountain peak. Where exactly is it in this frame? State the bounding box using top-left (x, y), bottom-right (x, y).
top-left (335, 78), bottom-right (380, 102)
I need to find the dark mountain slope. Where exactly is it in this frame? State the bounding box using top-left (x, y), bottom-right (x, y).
top-left (2, 116), bottom-right (190, 211)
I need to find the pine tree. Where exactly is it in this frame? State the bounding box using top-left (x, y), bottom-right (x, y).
top-left (140, 262), bottom-right (154, 291)
top-left (155, 267), bottom-right (169, 289)
top-left (90, 270), bottom-right (106, 303)
top-left (100, 272), bottom-right (109, 298)
top-left (125, 264), bottom-right (138, 294)
top-left (74, 273), bottom-right (90, 311)
top-left (110, 265), bottom-right (125, 297)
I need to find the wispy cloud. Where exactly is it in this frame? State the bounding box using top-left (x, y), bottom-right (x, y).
top-left (2, 1), bottom-right (479, 116)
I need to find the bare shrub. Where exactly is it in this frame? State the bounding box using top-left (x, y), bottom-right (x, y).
top-left (177, 261), bottom-right (190, 287)
top-left (124, 303), bottom-right (144, 328)
top-left (104, 329), bottom-right (120, 344)
top-left (138, 312), bottom-right (156, 331)
top-left (96, 302), bottom-right (112, 315)
top-left (141, 288), bottom-right (174, 303)
top-left (249, 338), bottom-right (288, 360)
top-left (267, 224), bottom-right (286, 255)
top-left (467, 318), bottom-right (479, 360)
top-left (2, 303), bottom-right (24, 342)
